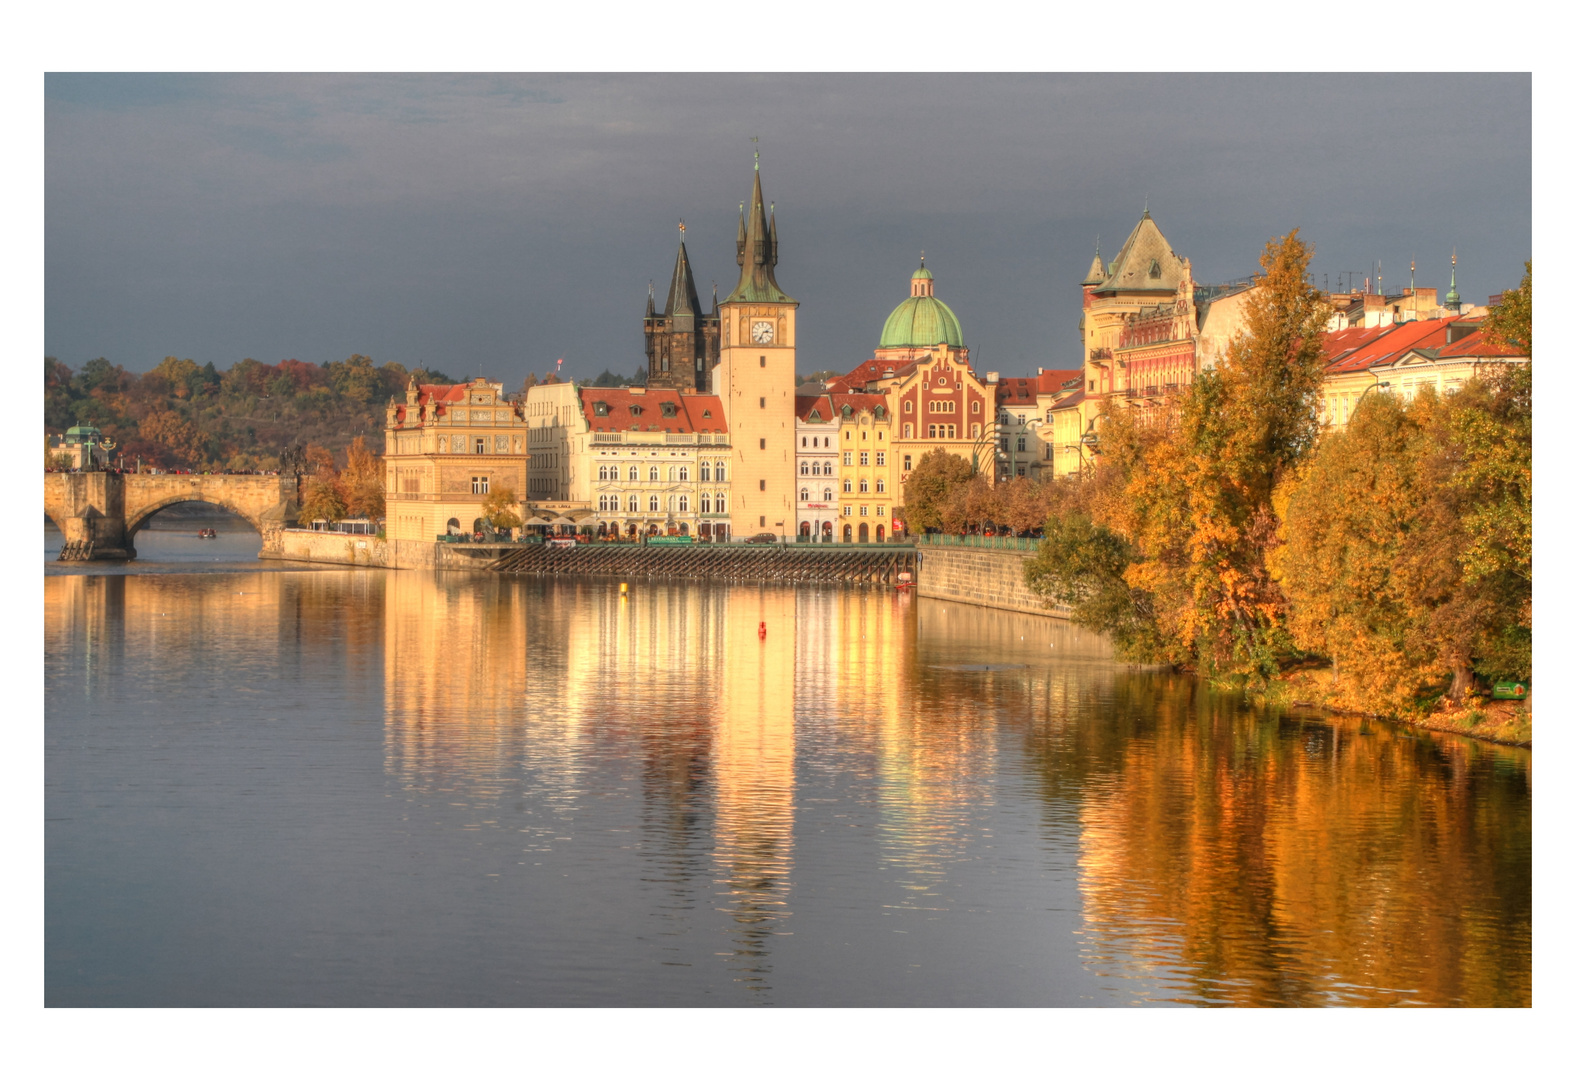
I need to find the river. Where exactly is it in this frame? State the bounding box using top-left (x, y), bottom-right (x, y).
top-left (44, 525), bottom-right (1532, 1006)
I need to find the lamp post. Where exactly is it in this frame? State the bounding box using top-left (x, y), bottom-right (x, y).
top-left (1353, 380), bottom-right (1391, 422)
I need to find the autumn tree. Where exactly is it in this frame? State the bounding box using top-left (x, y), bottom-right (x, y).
top-left (298, 443), bottom-right (347, 523)
top-left (902, 449), bottom-right (976, 532)
top-left (341, 435), bottom-right (385, 519)
top-left (481, 487), bottom-right (523, 534)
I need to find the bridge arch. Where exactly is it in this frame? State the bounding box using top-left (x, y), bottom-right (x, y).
top-left (124, 495), bottom-right (268, 538)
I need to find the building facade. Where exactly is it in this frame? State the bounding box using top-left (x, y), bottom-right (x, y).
top-left (383, 377), bottom-right (530, 542)
top-left (644, 235), bottom-right (721, 393)
top-left (794, 393), bottom-right (840, 541)
top-left (831, 393), bottom-right (898, 542)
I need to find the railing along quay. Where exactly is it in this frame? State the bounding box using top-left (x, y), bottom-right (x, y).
top-left (488, 542), bottom-right (917, 585)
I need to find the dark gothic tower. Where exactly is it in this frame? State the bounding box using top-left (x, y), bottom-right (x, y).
top-left (644, 230), bottom-right (721, 392)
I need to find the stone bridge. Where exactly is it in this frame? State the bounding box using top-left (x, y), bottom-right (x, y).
top-left (44, 472), bottom-right (299, 560)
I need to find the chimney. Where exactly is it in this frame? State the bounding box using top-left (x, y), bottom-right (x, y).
top-left (986, 371), bottom-right (1000, 384)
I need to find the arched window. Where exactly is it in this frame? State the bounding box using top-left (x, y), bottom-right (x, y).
top-left (903, 423), bottom-right (912, 438)
top-left (715, 464), bottom-right (726, 483)
top-left (700, 461), bottom-right (711, 482)
top-left (628, 465), bottom-right (639, 481)
top-left (971, 400), bottom-right (981, 413)
top-left (668, 466), bottom-right (677, 482)
top-left (715, 494), bottom-right (726, 513)
top-left (678, 494), bottom-right (689, 513)
top-left (801, 437), bottom-right (807, 447)
top-left (859, 478), bottom-right (869, 493)
top-left (649, 466), bottom-right (659, 482)
top-left (597, 465), bottom-right (607, 481)
top-left (876, 478), bottom-right (885, 493)
top-left (701, 493), bottom-right (712, 513)
top-left (801, 461), bottom-right (810, 475)
top-left (843, 478), bottom-right (852, 493)
top-left (800, 488), bottom-right (809, 502)
top-left (823, 488), bottom-right (833, 502)
top-left (678, 465), bottom-right (689, 482)
top-left (628, 494), bottom-right (639, 512)
top-left (648, 495), bottom-right (659, 512)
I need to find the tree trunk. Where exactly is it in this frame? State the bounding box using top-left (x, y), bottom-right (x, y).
top-left (1447, 659), bottom-right (1475, 702)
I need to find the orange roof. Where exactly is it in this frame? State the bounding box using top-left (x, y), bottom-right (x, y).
top-left (825, 358), bottom-right (914, 393)
top-left (579, 387), bottom-right (727, 433)
top-left (795, 394), bottom-right (834, 422)
top-left (1433, 328), bottom-right (1525, 360)
top-left (827, 392), bottom-right (889, 416)
top-left (1036, 368), bottom-right (1084, 395)
top-left (1049, 388), bottom-right (1086, 412)
top-left (391, 383), bottom-right (509, 425)
top-left (994, 377), bottom-right (1038, 405)
top-left (1323, 317), bottom-right (1460, 375)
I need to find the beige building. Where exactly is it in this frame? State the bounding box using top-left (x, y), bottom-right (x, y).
top-left (890, 344), bottom-right (997, 492)
top-left (830, 393), bottom-right (898, 542)
top-left (524, 379), bottom-right (585, 502)
top-left (714, 164), bottom-right (798, 538)
top-left (383, 377), bottom-right (530, 542)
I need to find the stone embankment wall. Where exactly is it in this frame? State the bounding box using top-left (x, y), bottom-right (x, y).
top-left (262, 530), bottom-right (513, 570)
top-left (915, 546), bottom-right (1069, 620)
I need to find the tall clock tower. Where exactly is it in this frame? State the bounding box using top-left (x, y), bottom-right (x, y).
top-left (715, 159), bottom-right (797, 538)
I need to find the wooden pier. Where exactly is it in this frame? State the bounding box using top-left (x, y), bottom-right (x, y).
top-left (488, 543), bottom-right (916, 585)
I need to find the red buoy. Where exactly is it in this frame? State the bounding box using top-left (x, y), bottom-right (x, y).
top-left (758, 621), bottom-right (767, 638)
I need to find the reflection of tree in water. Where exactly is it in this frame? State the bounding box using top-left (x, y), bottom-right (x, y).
top-left (1017, 674), bottom-right (1534, 1006)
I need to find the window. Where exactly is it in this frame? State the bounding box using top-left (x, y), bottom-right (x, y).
top-left (628, 465), bottom-right (639, 481)
top-left (759, 356), bottom-right (766, 367)
top-left (843, 505), bottom-right (852, 517)
top-left (715, 494), bottom-right (726, 513)
top-left (843, 478), bottom-right (852, 493)
top-left (759, 438), bottom-right (766, 450)
top-left (801, 437), bottom-right (807, 447)
top-left (1000, 437), bottom-right (1010, 452)
top-left (593, 401), bottom-right (609, 416)
top-left (875, 451), bottom-right (885, 466)
top-left (876, 478), bottom-right (885, 493)
top-left (859, 452), bottom-right (869, 466)
top-left (661, 357), bottom-right (670, 372)
top-left (759, 479), bottom-right (766, 491)
top-left (800, 488), bottom-right (809, 502)
top-left (928, 424), bottom-right (937, 438)
top-left (1017, 437), bottom-right (1026, 452)
top-left (760, 397), bottom-right (766, 408)
top-left (648, 495), bottom-right (659, 512)
top-left (678, 465), bottom-right (689, 481)
top-left (668, 466), bottom-right (677, 482)
top-left (903, 400), bottom-right (913, 413)
top-left (701, 493), bottom-right (712, 513)
top-left (903, 423), bottom-right (913, 438)
top-left (598, 465), bottom-right (609, 481)
top-left (715, 465), bottom-right (726, 482)
top-left (472, 476), bottom-right (489, 494)
top-left (876, 505), bottom-right (885, 515)
top-left (858, 479), bottom-right (869, 493)
top-left (811, 462), bottom-right (821, 476)
top-left (700, 462), bottom-right (711, 482)
top-left (649, 466), bottom-right (659, 481)
top-left (801, 461), bottom-right (810, 475)
top-left (971, 423), bottom-right (981, 438)
top-left (628, 494), bottom-right (640, 512)
top-left (971, 400), bottom-right (981, 413)
top-left (903, 454), bottom-right (912, 470)
top-left (474, 437), bottom-right (485, 454)
top-left (630, 404), bottom-right (644, 416)
top-left (678, 495), bottom-right (689, 512)
top-left (823, 488), bottom-right (833, 502)
top-left (660, 401), bottom-right (677, 417)
top-left (859, 505), bottom-right (869, 516)
top-left (843, 452), bottom-right (852, 466)
top-left (947, 425), bottom-right (957, 438)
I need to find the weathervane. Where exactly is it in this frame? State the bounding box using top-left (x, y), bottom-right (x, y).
top-left (678, 219), bottom-right (685, 236)
top-left (752, 135), bottom-right (759, 171)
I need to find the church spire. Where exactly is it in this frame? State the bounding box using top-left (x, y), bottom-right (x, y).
top-left (663, 236), bottom-right (703, 326)
top-left (645, 280), bottom-right (655, 318)
top-left (724, 159), bottom-right (794, 304)
top-left (1445, 248), bottom-right (1461, 311)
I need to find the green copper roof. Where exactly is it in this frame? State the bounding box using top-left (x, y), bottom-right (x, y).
top-left (911, 266), bottom-right (933, 280)
top-left (723, 167), bottom-right (795, 305)
top-left (880, 293), bottom-right (964, 349)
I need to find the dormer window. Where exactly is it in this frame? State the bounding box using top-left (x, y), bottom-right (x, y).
top-left (809, 409), bottom-right (821, 421)
top-left (1149, 258), bottom-right (1161, 278)
top-left (629, 404), bottom-right (644, 416)
top-left (592, 401), bottom-right (609, 416)
top-left (702, 409), bottom-right (712, 418)
top-left (660, 402), bottom-right (678, 418)
top-left (841, 405), bottom-right (853, 418)
top-left (874, 405), bottom-right (886, 419)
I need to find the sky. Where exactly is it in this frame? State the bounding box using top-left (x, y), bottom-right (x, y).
top-left (45, 72), bottom-right (1530, 388)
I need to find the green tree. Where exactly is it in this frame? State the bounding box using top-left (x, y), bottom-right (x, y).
top-left (902, 449), bottom-right (976, 532)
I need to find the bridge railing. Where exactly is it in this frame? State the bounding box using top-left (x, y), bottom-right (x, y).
top-left (915, 533), bottom-right (1041, 553)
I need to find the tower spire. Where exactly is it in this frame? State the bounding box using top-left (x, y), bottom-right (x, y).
top-left (724, 157), bottom-right (792, 304)
top-left (1445, 248), bottom-right (1461, 311)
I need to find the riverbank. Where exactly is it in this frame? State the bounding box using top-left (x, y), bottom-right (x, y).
top-left (1278, 664), bottom-right (1531, 747)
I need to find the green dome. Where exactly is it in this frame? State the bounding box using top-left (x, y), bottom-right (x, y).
top-left (880, 263), bottom-right (964, 349)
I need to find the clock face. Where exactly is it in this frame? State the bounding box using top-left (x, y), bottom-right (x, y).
top-left (751, 320), bottom-right (775, 344)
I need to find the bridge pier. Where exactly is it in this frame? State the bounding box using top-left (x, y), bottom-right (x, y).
top-left (49, 472), bottom-right (135, 561)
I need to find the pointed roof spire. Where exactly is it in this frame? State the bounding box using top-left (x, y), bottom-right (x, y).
top-left (724, 156), bottom-right (794, 304)
top-left (1445, 248), bottom-right (1461, 310)
top-left (646, 280), bottom-right (655, 317)
top-left (664, 239), bottom-right (703, 325)
top-left (1081, 236), bottom-right (1106, 285)
top-left (711, 282), bottom-right (718, 315)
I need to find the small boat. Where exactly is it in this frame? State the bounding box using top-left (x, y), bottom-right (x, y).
top-left (197, 528), bottom-right (218, 539)
top-left (895, 571), bottom-right (914, 591)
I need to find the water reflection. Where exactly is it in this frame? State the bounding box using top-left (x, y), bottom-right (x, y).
top-left (47, 570), bottom-right (1532, 1006)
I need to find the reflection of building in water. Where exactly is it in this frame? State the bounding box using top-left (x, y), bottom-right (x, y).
top-left (712, 587), bottom-right (797, 992)
top-left (382, 572), bottom-right (531, 788)
top-left (1074, 691), bottom-right (1532, 1006)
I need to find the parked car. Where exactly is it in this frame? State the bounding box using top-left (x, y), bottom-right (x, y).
top-left (744, 532), bottom-right (778, 544)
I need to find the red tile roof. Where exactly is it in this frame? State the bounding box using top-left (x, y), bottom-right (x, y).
top-left (825, 358), bottom-right (914, 393)
top-left (1323, 317), bottom-right (1461, 375)
top-left (827, 392), bottom-right (889, 416)
top-left (391, 383), bottom-right (511, 425)
top-left (1433, 328), bottom-right (1526, 360)
top-left (994, 377), bottom-right (1038, 405)
top-left (1049, 388), bottom-right (1086, 412)
top-left (795, 394), bottom-right (833, 422)
top-left (579, 388), bottom-right (727, 433)
top-left (1036, 369), bottom-right (1084, 395)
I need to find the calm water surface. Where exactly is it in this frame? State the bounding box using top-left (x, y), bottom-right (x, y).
top-left (45, 551), bottom-right (1532, 1006)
